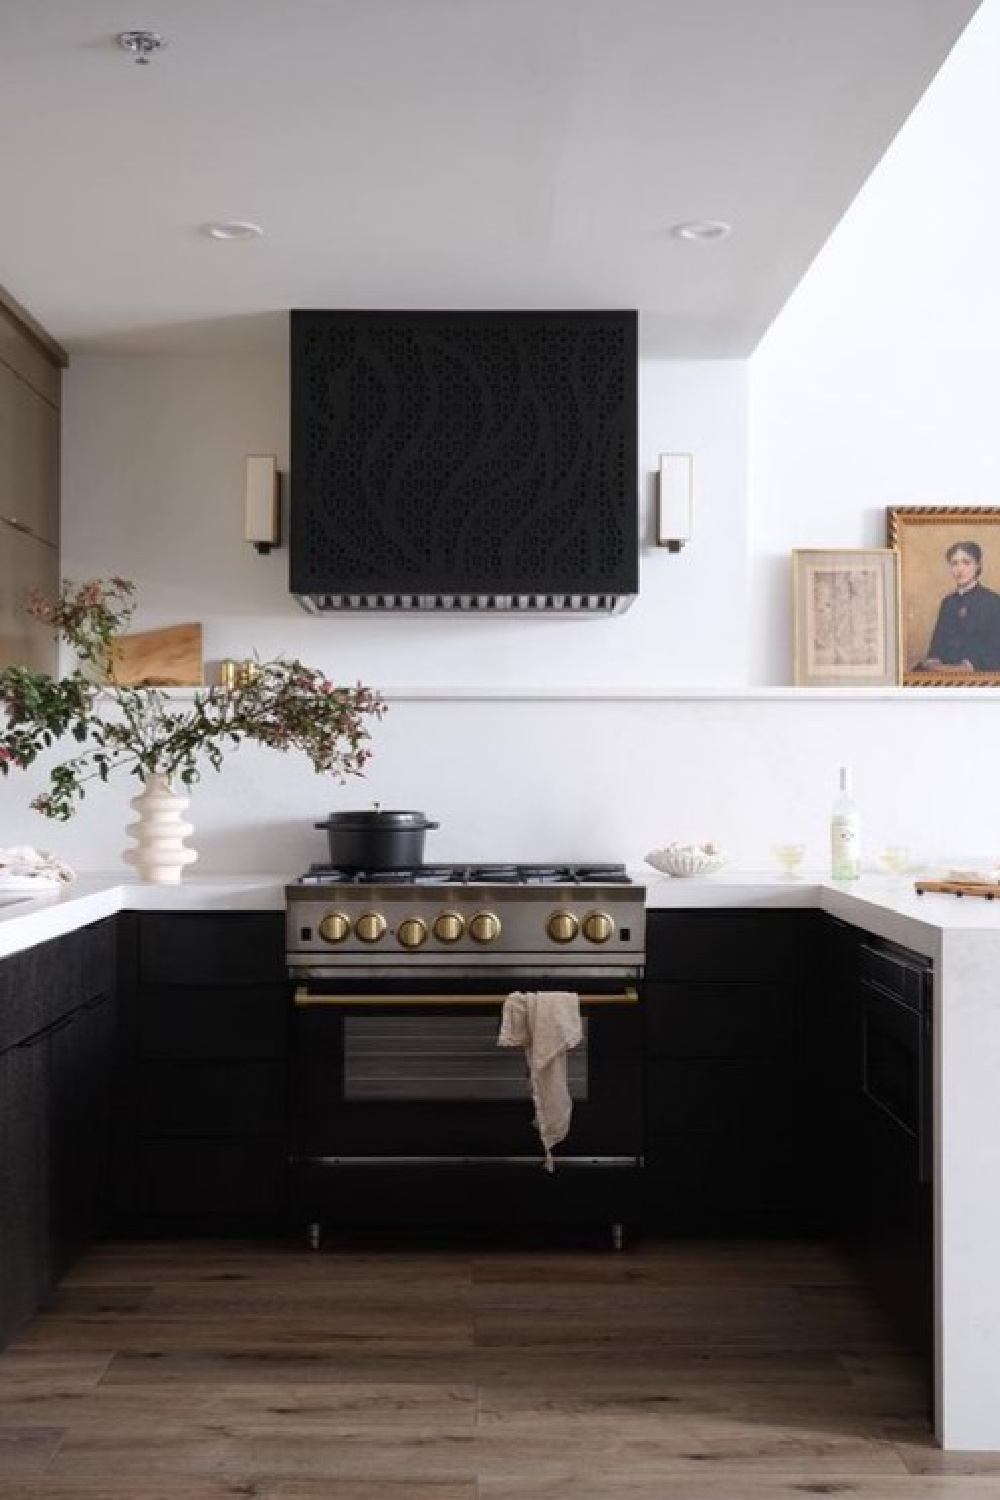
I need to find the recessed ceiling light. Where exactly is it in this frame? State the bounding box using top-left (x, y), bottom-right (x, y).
top-left (201, 221), bottom-right (265, 242)
top-left (670, 220), bottom-right (733, 242)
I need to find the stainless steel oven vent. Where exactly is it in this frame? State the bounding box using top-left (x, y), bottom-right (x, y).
top-left (296, 592), bottom-right (633, 615)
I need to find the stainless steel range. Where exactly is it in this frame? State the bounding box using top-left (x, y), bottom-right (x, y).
top-left (286, 862), bottom-right (645, 981)
top-left (284, 863), bottom-right (647, 1248)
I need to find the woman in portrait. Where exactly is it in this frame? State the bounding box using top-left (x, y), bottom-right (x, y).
top-left (918, 540), bottom-right (1000, 671)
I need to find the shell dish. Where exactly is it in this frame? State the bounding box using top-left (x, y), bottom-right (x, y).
top-left (645, 843), bottom-right (725, 877)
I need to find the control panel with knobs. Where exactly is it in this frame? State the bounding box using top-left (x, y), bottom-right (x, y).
top-left (304, 901), bottom-right (620, 952)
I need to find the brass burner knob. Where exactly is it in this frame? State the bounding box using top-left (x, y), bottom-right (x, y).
top-left (433, 911), bottom-right (465, 943)
top-left (582, 911), bottom-right (615, 944)
top-left (397, 917), bottom-right (428, 949)
top-left (547, 910), bottom-right (579, 943)
top-left (469, 911), bottom-right (501, 945)
top-left (318, 912), bottom-right (350, 945)
top-left (355, 911), bottom-right (387, 944)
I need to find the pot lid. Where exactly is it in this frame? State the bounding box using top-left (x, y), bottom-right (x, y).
top-left (317, 809), bottom-right (437, 830)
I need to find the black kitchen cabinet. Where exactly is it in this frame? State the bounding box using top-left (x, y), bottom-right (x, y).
top-left (642, 909), bottom-right (822, 1233)
top-left (111, 912), bottom-right (289, 1228)
top-left (0, 920), bottom-right (116, 1346)
top-left (821, 917), bottom-right (934, 1365)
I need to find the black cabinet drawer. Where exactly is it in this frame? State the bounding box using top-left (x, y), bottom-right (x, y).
top-left (138, 914), bottom-right (285, 985)
top-left (647, 1059), bottom-right (794, 1135)
top-left (0, 921), bottom-right (115, 1051)
top-left (644, 910), bottom-right (816, 982)
top-left (644, 1131), bottom-right (805, 1229)
top-left (137, 1139), bottom-right (285, 1214)
top-left (859, 941), bottom-right (930, 1009)
top-left (645, 982), bottom-right (796, 1059)
top-left (138, 985), bottom-right (288, 1059)
top-left (139, 1061), bottom-right (285, 1135)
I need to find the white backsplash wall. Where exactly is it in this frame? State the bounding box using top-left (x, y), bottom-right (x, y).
top-left (59, 340), bottom-right (749, 691)
top-left (3, 692), bottom-right (999, 877)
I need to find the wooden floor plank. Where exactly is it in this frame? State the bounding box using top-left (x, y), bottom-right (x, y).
top-left (3, 1236), bottom-right (995, 1497)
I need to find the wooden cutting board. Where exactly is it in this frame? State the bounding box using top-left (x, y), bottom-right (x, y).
top-left (109, 623), bottom-right (203, 687)
top-left (914, 879), bottom-right (1000, 901)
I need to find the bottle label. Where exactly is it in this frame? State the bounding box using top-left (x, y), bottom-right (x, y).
top-left (831, 816), bottom-right (861, 879)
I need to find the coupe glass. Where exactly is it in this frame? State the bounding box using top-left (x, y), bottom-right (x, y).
top-left (772, 842), bottom-right (806, 878)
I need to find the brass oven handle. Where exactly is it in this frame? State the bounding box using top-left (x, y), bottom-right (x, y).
top-left (293, 985), bottom-right (639, 1007)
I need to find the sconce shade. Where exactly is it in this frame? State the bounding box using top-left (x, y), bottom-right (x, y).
top-left (245, 454), bottom-right (280, 553)
top-left (657, 452), bottom-right (694, 552)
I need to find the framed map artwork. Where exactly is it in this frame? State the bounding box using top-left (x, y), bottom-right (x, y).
top-left (792, 548), bottom-right (901, 688)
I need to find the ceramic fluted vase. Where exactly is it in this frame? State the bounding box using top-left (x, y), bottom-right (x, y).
top-left (122, 772), bottom-right (198, 885)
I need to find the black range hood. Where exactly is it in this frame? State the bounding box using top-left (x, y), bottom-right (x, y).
top-left (289, 310), bottom-right (638, 615)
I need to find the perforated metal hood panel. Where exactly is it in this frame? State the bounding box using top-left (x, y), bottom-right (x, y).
top-left (289, 310), bottom-right (639, 615)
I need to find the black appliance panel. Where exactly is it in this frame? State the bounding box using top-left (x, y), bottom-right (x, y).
top-left (859, 941), bottom-right (933, 1184)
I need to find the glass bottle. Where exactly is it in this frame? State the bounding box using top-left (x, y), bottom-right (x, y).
top-left (831, 766), bottom-right (861, 880)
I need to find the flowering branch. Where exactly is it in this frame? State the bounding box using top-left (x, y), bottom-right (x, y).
top-left (0, 580), bottom-right (386, 821)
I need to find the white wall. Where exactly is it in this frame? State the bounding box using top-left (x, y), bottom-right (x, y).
top-left (749, 0), bottom-right (1000, 682)
top-left (58, 330), bottom-right (748, 692)
top-left (6, 4), bottom-right (1000, 878)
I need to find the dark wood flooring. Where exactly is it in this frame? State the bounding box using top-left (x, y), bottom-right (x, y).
top-left (0, 1233), bottom-right (996, 1498)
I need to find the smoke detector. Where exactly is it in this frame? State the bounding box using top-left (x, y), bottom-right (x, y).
top-left (117, 31), bottom-right (167, 65)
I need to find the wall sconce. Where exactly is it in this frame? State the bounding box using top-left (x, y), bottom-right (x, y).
top-left (656, 452), bottom-right (694, 552)
top-left (245, 454), bottom-right (281, 554)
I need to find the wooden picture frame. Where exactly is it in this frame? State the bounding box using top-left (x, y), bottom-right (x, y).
top-left (887, 507), bottom-right (1000, 686)
top-left (792, 548), bottom-right (900, 687)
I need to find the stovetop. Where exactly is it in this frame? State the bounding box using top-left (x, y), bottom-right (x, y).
top-left (294, 862), bottom-right (632, 888)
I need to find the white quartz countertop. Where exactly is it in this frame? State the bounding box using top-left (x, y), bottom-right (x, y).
top-left (0, 868), bottom-right (993, 961)
top-left (0, 873), bottom-right (288, 958)
top-left (638, 871), bottom-right (996, 958)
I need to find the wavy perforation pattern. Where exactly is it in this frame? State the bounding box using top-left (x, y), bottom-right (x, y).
top-left (290, 311), bottom-right (638, 599)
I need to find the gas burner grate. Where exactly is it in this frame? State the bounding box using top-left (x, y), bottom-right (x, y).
top-left (296, 862), bottom-right (631, 888)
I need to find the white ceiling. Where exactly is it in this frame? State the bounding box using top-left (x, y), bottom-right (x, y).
top-left (0, 0), bottom-right (982, 359)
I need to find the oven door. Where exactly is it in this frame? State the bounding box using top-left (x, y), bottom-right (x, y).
top-left (287, 976), bottom-right (644, 1236)
top-left (288, 977), bottom-right (642, 1165)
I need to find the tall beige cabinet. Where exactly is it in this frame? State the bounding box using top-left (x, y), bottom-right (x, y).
top-left (0, 291), bottom-right (67, 673)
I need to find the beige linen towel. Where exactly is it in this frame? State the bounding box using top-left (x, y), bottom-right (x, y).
top-left (498, 990), bottom-right (583, 1171)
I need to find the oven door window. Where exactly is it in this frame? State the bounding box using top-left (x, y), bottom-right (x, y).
top-left (344, 1015), bottom-right (588, 1101)
top-left (289, 998), bottom-right (642, 1159)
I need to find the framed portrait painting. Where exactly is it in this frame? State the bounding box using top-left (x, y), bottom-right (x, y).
top-left (887, 507), bottom-right (1000, 686)
top-left (792, 548), bottom-right (900, 687)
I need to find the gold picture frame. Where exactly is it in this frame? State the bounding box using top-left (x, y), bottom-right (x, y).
top-left (887, 507), bottom-right (1000, 686)
top-left (792, 548), bottom-right (901, 687)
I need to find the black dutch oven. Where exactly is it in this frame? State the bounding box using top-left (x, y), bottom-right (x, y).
top-left (315, 808), bottom-right (439, 869)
